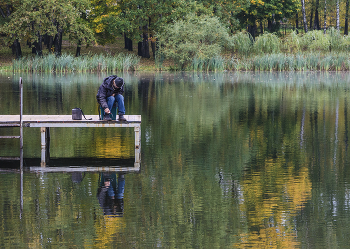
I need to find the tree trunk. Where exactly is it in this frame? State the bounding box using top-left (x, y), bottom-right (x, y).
top-left (11, 39), bottom-right (22, 59)
top-left (76, 40), bottom-right (81, 57)
top-left (314, 0), bottom-right (320, 30)
top-left (336, 0), bottom-right (340, 30)
top-left (296, 13), bottom-right (299, 30)
top-left (34, 33), bottom-right (43, 56)
top-left (259, 21), bottom-right (264, 34)
top-left (323, 0), bottom-right (327, 34)
top-left (150, 35), bottom-right (156, 58)
top-left (44, 34), bottom-right (54, 52)
top-left (137, 26), bottom-right (150, 58)
top-left (54, 28), bottom-right (63, 56)
top-left (301, 0), bottom-right (308, 33)
top-left (247, 24), bottom-right (257, 39)
top-left (345, 0), bottom-right (349, 35)
top-left (124, 33), bottom-right (133, 51)
top-left (309, 7), bottom-right (314, 30)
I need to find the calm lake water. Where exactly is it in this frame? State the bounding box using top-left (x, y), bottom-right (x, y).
top-left (1, 72), bottom-right (350, 248)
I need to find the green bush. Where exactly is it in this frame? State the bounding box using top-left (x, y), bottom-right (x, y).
top-left (253, 32), bottom-right (281, 54)
top-left (283, 30), bottom-right (300, 53)
top-left (157, 14), bottom-right (234, 70)
top-left (299, 30), bottom-right (330, 52)
top-left (233, 31), bottom-right (253, 57)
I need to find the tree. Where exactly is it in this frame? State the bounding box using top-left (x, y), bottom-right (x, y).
top-left (87, 0), bottom-right (119, 46)
top-left (236, 0), bottom-right (301, 37)
top-left (157, 14), bottom-right (234, 70)
top-left (0, 1), bottom-right (23, 58)
top-left (345, 0), bottom-right (349, 35)
top-left (0, 0), bottom-right (95, 57)
top-left (336, 0), bottom-right (340, 30)
top-left (90, 0), bottom-right (214, 58)
top-left (323, 0), bottom-right (327, 34)
top-left (301, 0), bottom-right (308, 33)
top-left (199, 0), bottom-right (250, 33)
top-left (313, 0), bottom-right (321, 30)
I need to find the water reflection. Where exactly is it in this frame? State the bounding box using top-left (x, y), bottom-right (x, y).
top-left (2, 72), bottom-right (350, 247)
top-left (236, 159), bottom-right (311, 248)
top-left (97, 173), bottom-right (125, 216)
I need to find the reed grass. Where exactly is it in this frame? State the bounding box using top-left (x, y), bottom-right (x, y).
top-left (12, 53), bottom-right (140, 73)
top-left (230, 53), bottom-right (350, 71)
top-left (253, 33), bottom-right (281, 54)
top-left (233, 31), bottom-right (253, 57)
top-left (9, 29), bottom-right (350, 72)
top-left (190, 55), bottom-right (226, 72)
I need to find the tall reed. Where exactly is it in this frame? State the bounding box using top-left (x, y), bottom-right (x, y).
top-left (230, 53), bottom-right (350, 71)
top-left (190, 56), bottom-right (226, 72)
top-left (12, 53), bottom-right (140, 73)
top-left (253, 33), bottom-right (281, 54)
top-left (233, 31), bottom-right (253, 57)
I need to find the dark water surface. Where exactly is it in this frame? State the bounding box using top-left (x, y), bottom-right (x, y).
top-left (1, 72), bottom-right (350, 248)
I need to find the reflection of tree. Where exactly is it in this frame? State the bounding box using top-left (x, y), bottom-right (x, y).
top-left (4, 72), bottom-right (350, 247)
top-left (235, 157), bottom-right (311, 248)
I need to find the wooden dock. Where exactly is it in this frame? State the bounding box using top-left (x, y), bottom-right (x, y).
top-left (0, 115), bottom-right (141, 168)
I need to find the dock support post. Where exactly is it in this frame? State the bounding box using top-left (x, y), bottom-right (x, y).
top-left (134, 125), bottom-right (141, 165)
top-left (40, 127), bottom-right (50, 167)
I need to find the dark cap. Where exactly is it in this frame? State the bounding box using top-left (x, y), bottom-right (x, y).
top-left (114, 77), bottom-right (124, 87)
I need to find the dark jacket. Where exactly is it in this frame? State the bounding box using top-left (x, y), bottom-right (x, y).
top-left (96, 75), bottom-right (125, 109)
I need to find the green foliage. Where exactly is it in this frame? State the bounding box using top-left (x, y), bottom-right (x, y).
top-left (0, 0), bottom-right (95, 47)
top-left (87, 0), bottom-right (120, 45)
top-left (199, 0), bottom-right (249, 33)
top-left (92, 0), bottom-right (213, 45)
top-left (12, 53), bottom-right (140, 73)
top-left (299, 30), bottom-right (330, 52)
top-left (233, 31), bottom-right (253, 57)
top-left (157, 14), bottom-right (234, 70)
top-left (229, 53), bottom-right (350, 71)
top-left (190, 55), bottom-right (226, 72)
top-left (236, 0), bottom-right (300, 31)
top-left (325, 27), bottom-right (350, 52)
top-left (283, 30), bottom-right (300, 53)
top-left (253, 33), bottom-right (281, 54)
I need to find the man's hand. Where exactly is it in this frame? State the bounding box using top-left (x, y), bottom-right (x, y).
top-left (104, 108), bottom-right (110, 114)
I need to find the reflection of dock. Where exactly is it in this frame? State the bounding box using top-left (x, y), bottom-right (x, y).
top-left (29, 166), bottom-right (140, 173)
top-left (0, 115), bottom-right (141, 167)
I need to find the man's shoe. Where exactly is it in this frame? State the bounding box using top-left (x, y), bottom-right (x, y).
top-left (104, 114), bottom-right (112, 121)
top-left (118, 114), bottom-right (127, 121)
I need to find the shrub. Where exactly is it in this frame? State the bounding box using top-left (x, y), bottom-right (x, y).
top-left (233, 31), bottom-right (253, 57)
top-left (299, 30), bottom-right (330, 52)
top-left (253, 32), bottom-right (281, 54)
top-left (283, 30), bottom-right (300, 53)
top-left (157, 14), bottom-right (234, 70)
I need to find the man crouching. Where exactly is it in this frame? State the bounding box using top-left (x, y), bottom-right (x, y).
top-left (96, 75), bottom-right (127, 121)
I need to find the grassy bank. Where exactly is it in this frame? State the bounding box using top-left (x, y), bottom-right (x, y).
top-left (2, 29), bottom-right (350, 72)
top-left (5, 51), bottom-right (350, 72)
top-left (0, 37), bottom-right (158, 72)
top-left (12, 53), bottom-right (140, 73)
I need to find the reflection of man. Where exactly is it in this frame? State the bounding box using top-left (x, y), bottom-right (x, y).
top-left (96, 75), bottom-right (127, 121)
top-left (97, 173), bottom-right (125, 216)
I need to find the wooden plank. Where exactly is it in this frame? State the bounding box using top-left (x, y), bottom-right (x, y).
top-left (0, 136), bottom-right (20, 139)
top-left (0, 157), bottom-right (20, 161)
top-left (0, 115), bottom-right (141, 123)
top-left (29, 165), bottom-right (140, 172)
top-left (0, 124), bottom-right (20, 127)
